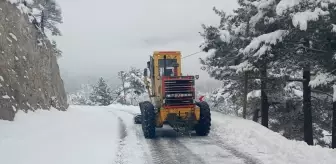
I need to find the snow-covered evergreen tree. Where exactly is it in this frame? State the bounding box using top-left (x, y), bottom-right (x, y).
top-left (6, 0), bottom-right (63, 55)
top-left (114, 67), bottom-right (149, 106)
top-left (67, 84), bottom-right (94, 105)
top-left (31, 0), bottom-right (63, 36)
top-left (90, 78), bottom-right (113, 106)
top-left (201, 0), bottom-right (336, 147)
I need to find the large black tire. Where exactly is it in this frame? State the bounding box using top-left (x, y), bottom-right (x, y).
top-left (140, 101), bottom-right (156, 139)
top-left (195, 101), bottom-right (211, 136)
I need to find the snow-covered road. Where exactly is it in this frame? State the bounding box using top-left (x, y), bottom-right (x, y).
top-left (110, 106), bottom-right (259, 164)
top-left (1, 104), bottom-right (336, 164)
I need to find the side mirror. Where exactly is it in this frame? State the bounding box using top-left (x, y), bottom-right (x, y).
top-left (195, 75), bottom-right (199, 79)
top-left (147, 61), bottom-right (150, 68)
top-left (144, 68), bottom-right (148, 77)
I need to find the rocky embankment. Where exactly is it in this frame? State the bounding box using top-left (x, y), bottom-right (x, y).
top-left (0, 1), bottom-right (68, 121)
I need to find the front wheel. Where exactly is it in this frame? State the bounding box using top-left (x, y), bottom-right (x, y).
top-left (140, 101), bottom-right (156, 139)
top-left (195, 101), bottom-right (211, 136)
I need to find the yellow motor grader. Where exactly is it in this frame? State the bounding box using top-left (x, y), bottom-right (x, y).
top-left (134, 51), bottom-right (211, 139)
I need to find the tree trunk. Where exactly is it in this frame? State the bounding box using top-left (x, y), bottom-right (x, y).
top-left (253, 109), bottom-right (259, 122)
top-left (122, 76), bottom-right (126, 104)
top-left (332, 99), bottom-right (336, 148)
top-left (261, 66), bottom-right (269, 128)
top-left (41, 11), bottom-right (45, 32)
top-left (303, 67), bottom-right (313, 145)
top-left (243, 72), bottom-right (248, 119)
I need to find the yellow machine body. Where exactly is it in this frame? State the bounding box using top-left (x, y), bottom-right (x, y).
top-left (144, 51), bottom-right (200, 128)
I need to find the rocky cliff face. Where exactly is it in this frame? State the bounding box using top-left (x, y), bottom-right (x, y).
top-left (0, 1), bottom-right (68, 121)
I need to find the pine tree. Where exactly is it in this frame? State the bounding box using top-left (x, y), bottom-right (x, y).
top-left (114, 67), bottom-right (148, 105)
top-left (67, 84), bottom-right (94, 105)
top-left (90, 78), bottom-right (113, 106)
top-left (32, 0), bottom-right (63, 36)
top-left (201, 0), bottom-right (336, 146)
top-left (128, 67), bottom-right (146, 96)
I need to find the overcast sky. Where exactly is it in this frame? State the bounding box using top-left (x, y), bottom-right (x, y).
top-left (55, 0), bottom-right (238, 88)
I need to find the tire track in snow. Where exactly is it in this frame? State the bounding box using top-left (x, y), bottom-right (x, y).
top-left (115, 117), bottom-right (128, 164)
top-left (143, 128), bottom-right (205, 164)
top-left (207, 122), bottom-right (263, 164)
top-left (116, 109), bottom-right (196, 164)
top-left (112, 109), bottom-right (152, 164)
top-left (208, 134), bottom-right (262, 164)
top-left (146, 139), bottom-right (175, 164)
top-left (116, 109), bottom-right (255, 164)
top-left (115, 108), bottom-right (259, 164)
top-left (123, 113), bottom-right (174, 164)
top-left (165, 138), bottom-right (206, 164)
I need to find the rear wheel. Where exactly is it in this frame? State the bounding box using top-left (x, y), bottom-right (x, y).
top-left (195, 101), bottom-right (211, 136)
top-left (140, 101), bottom-right (156, 139)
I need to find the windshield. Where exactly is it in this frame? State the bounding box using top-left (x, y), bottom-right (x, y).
top-left (158, 59), bottom-right (178, 76)
top-left (158, 59), bottom-right (178, 68)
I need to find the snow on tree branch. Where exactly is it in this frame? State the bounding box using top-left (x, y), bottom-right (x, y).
top-left (247, 90), bottom-right (261, 100)
top-left (249, 0), bottom-right (276, 31)
top-left (333, 85), bottom-right (336, 102)
top-left (251, 0), bottom-right (276, 9)
top-left (228, 61), bottom-right (255, 73)
top-left (219, 30), bottom-right (231, 43)
top-left (309, 72), bottom-right (336, 88)
top-left (292, 8), bottom-right (329, 31)
top-left (242, 30), bottom-right (289, 55)
top-left (332, 24), bottom-right (336, 32)
top-left (276, 0), bottom-right (303, 15)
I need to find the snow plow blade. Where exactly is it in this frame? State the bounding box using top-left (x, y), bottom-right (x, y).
top-left (134, 114), bottom-right (142, 124)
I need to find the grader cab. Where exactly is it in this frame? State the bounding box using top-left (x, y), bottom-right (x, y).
top-left (134, 51), bottom-right (211, 139)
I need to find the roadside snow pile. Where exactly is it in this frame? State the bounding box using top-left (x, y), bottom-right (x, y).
top-left (108, 103), bottom-right (140, 114)
top-left (0, 106), bottom-right (119, 164)
top-left (211, 112), bottom-right (336, 164)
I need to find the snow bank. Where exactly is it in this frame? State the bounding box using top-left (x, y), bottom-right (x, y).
top-left (108, 103), bottom-right (140, 114)
top-left (211, 112), bottom-right (336, 164)
top-left (0, 106), bottom-right (119, 164)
